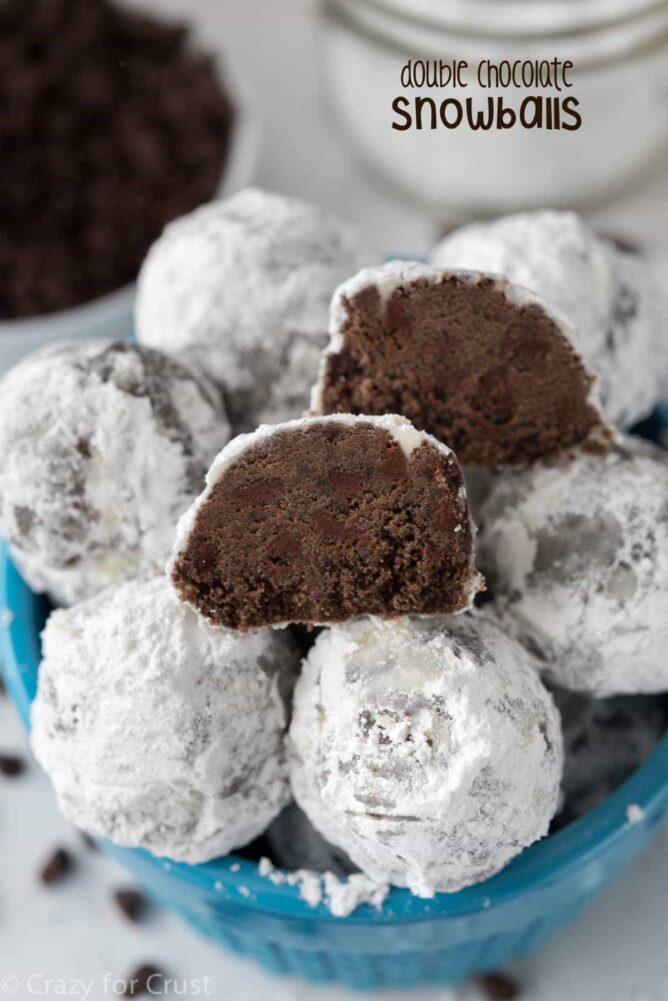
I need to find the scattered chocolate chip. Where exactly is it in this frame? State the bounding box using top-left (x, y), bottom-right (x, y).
top-left (0, 675), bottom-right (6, 696)
top-left (40, 847), bottom-right (75, 886)
top-left (474, 972), bottom-right (521, 1000)
top-left (124, 964), bottom-right (164, 997)
top-left (114, 887), bottom-right (148, 923)
top-left (0, 753), bottom-right (26, 777)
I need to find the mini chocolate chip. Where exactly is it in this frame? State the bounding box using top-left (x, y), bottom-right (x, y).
top-left (0, 753), bottom-right (26, 777)
top-left (474, 972), bottom-right (521, 1000)
top-left (114, 887), bottom-right (148, 923)
top-left (124, 964), bottom-right (164, 997)
top-left (193, 542), bottom-right (217, 569)
top-left (40, 847), bottom-right (74, 885)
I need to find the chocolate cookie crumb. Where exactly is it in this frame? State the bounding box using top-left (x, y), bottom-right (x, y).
top-left (40, 847), bottom-right (74, 885)
top-left (0, 753), bottom-right (25, 777)
top-left (114, 888), bottom-right (149, 924)
top-left (171, 414), bottom-right (482, 630)
top-left (124, 964), bottom-right (164, 998)
top-left (313, 263), bottom-right (610, 467)
top-left (474, 972), bottom-right (521, 1000)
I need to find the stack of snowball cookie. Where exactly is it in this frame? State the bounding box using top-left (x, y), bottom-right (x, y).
top-left (2, 188), bottom-right (668, 903)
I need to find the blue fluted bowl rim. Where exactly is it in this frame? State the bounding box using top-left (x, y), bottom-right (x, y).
top-left (3, 535), bottom-right (668, 925)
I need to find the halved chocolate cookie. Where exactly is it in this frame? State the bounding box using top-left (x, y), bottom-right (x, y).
top-left (170, 414), bottom-right (482, 630)
top-left (311, 262), bottom-right (612, 467)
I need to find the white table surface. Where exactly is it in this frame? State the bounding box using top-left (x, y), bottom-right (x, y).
top-left (2, 2), bottom-right (668, 998)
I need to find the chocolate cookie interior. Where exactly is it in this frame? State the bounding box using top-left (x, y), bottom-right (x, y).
top-left (171, 420), bottom-right (480, 630)
top-left (316, 275), bottom-right (610, 466)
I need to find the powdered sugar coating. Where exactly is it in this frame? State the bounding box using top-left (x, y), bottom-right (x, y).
top-left (432, 211), bottom-right (664, 428)
top-left (31, 576), bottom-right (298, 863)
top-left (136, 187), bottom-right (372, 430)
top-left (0, 341), bottom-right (229, 606)
top-left (478, 437), bottom-right (668, 696)
top-left (288, 615), bottom-right (562, 896)
top-left (257, 857), bottom-right (388, 917)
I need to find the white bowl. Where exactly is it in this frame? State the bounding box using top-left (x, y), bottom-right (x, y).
top-left (0, 74), bottom-right (258, 375)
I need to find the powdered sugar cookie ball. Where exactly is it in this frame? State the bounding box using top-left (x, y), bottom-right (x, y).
top-left (552, 688), bottom-right (667, 826)
top-left (432, 211), bottom-right (664, 428)
top-left (136, 187), bottom-right (372, 430)
top-left (478, 437), bottom-right (668, 696)
top-left (31, 576), bottom-right (298, 863)
top-left (288, 615), bottom-right (562, 896)
top-left (0, 340), bottom-right (229, 606)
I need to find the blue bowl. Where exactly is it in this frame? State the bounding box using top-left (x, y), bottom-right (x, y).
top-left (3, 550), bottom-right (668, 990)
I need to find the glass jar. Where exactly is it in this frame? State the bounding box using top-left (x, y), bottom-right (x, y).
top-left (312, 0), bottom-right (668, 211)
